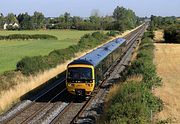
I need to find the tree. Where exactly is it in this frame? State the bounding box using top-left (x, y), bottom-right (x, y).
top-left (113, 6), bottom-right (138, 31)
top-left (101, 16), bottom-right (114, 30)
top-left (64, 12), bottom-right (71, 23)
top-left (89, 9), bottom-right (102, 30)
top-left (72, 16), bottom-right (82, 29)
top-left (5, 13), bottom-right (18, 24)
top-left (31, 11), bottom-right (45, 29)
top-left (113, 6), bottom-right (126, 21)
top-left (113, 6), bottom-right (126, 31)
top-left (0, 13), bottom-right (4, 29)
top-left (17, 12), bottom-right (32, 30)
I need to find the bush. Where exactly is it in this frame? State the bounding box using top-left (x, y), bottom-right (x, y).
top-left (164, 25), bottom-right (180, 43)
top-left (143, 31), bottom-right (155, 39)
top-left (107, 30), bottom-right (120, 36)
top-left (106, 82), bottom-right (162, 124)
top-left (16, 56), bottom-right (50, 75)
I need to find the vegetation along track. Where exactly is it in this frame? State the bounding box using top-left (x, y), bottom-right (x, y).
top-left (0, 24), bottom-right (147, 124)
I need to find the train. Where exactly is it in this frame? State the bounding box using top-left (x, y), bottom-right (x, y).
top-left (66, 26), bottom-right (144, 96)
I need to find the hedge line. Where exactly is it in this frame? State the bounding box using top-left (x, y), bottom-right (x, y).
top-left (164, 25), bottom-right (180, 43)
top-left (16, 31), bottom-right (109, 75)
top-left (0, 34), bottom-right (58, 40)
top-left (103, 32), bottom-right (163, 123)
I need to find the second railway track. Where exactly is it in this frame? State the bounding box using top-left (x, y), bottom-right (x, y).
top-left (1, 77), bottom-right (68, 124)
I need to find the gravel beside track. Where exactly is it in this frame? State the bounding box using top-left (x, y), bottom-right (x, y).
top-left (0, 100), bottom-right (32, 123)
top-left (51, 102), bottom-right (85, 124)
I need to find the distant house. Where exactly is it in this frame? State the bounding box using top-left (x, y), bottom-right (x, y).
top-left (3, 23), bottom-right (8, 30)
top-left (3, 22), bottom-right (19, 30)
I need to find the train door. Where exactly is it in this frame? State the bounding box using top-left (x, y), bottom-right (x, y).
top-left (95, 64), bottom-right (103, 86)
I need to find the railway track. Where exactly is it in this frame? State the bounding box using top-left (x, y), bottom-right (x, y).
top-left (1, 77), bottom-right (68, 124)
top-left (0, 24), bottom-right (147, 124)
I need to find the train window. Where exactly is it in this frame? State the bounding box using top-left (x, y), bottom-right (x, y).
top-left (67, 67), bottom-right (92, 80)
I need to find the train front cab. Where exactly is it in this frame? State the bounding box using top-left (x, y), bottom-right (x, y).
top-left (66, 64), bottom-right (95, 96)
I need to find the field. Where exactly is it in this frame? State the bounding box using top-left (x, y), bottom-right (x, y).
top-left (154, 34), bottom-right (180, 122)
top-left (0, 30), bottom-right (94, 73)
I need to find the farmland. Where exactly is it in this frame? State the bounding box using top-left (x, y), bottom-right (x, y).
top-left (0, 30), bottom-right (95, 73)
top-left (154, 44), bottom-right (180, 123)
top-left (153, 30), bottom-right (180, 123)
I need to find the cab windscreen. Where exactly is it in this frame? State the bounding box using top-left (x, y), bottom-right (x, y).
top-left (67, 67), bottom-right (92, 82)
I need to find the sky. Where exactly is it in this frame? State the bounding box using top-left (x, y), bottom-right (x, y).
top-left (0, 0), bottom-right (179, 17)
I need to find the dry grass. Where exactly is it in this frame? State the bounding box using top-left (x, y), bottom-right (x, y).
top-left (126, 74), bottom-right (143, 82)
top-left (154, 30), bottom-right (164, 42)
top-left (0, 26), bottom-right (141, 114)
top-left (153, 43), bottom-right (180, 123)
top-left (104, 83), bottom-right (121, 118)
top-left (106, 84), bottom-right (121, 102)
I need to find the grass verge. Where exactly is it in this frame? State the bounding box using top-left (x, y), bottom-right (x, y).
top-left (101, 32), bottom-right (163, 123)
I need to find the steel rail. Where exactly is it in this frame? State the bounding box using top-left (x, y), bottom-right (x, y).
top-left (20, 88), bottom-right (67, 124)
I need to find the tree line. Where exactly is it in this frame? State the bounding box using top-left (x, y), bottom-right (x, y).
top-left (0, 6), bottom-right (140, 31)
top-left (149, 15), bottom-right (179, 31)
top-left (149, 15), bottom-right (180, 43)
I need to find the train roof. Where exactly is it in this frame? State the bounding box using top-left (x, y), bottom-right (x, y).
top-left (69, 38), bottom-right (126, 67)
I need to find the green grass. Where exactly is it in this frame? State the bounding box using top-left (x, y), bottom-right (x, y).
top-left (0, 30), bottom-right (95, 73)
top-left (0, 30), bottom-right (95, 40)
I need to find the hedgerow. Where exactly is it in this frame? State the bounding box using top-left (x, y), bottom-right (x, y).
top-left (103, 32), bottom-right (163, 123)
top-left (16, 31), bottom-right (109, 75)
top-left (0, 34), bottom-right (58, 40)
